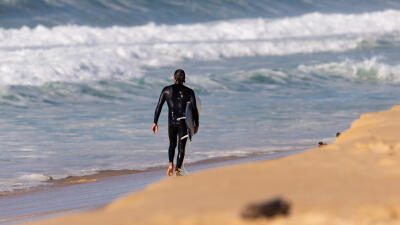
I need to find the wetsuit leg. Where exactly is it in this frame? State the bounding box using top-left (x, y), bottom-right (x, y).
top-left (176, 125), bottom-right (188, 170)
top-left (168, 125), bottom-right (178, 163)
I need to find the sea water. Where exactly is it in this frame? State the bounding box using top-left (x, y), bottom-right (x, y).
top-left (0, 0), bottom-right (399, 192)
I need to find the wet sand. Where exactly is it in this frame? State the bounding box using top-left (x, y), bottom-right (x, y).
top-left (22, 105), bottom-right (400, 225)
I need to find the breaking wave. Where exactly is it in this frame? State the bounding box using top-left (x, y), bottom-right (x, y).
top-left (0, 10), bottom-right (399, 86)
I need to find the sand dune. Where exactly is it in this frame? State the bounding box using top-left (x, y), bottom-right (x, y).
top-left (27, 105), bottom-right (400, 225)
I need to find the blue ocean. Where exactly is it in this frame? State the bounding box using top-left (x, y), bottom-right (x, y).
top-left (0, 0), bottom-right (400, 192)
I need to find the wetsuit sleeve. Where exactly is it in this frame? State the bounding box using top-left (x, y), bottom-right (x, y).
top-left (154, 88), bottom-right (166, 125)
top-left (190, 90), bottom-right (199, 127)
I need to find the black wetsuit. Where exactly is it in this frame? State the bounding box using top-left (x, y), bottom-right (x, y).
top-left (154, 84), bottom-right (199, 171)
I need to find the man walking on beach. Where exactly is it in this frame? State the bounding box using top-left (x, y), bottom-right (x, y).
top-left (152, 69), bottom-right (199, 176)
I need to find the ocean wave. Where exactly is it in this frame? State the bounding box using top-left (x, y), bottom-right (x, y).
top-left (1, 57), bottom-right (397, 107)
top-left (0, 174), bottom-right (50, 192)
top-left (18, 173), bottom-right (49, 182)
top-left (2, 10), bottom-right (400, 48)
top-left (2, 0), bottom-right (399, 28)
top-left (297, 57), bottom-right (400, 83)
top-left (191, 57), bottom-right (400, 91)
top-left (0, 10), bottom-right (399, 86)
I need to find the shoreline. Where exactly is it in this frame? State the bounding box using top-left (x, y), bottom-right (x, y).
top-left (22, 105), bottom-right (400, 225)
top-left (0, 149), bottom-right (304, 224)
top-left (0, 149), bottom-right (303, 198)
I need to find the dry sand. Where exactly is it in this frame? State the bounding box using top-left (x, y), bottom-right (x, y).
top-left (26, 105), bottom-right (400, 225)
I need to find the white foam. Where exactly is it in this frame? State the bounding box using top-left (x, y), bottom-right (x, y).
top-left (18, 174), bottom-right (49, 181)
top-left (0, 10), bottom-right (399, 85)
top-left (0, 174), bottom-right (50, 192)
top-left (298, 57), bottom-right (400, 82)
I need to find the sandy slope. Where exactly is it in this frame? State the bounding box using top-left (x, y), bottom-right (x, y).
top-left (27, 105), bottom-right (400, 225)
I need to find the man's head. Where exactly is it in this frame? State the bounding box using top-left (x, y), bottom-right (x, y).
top-left (174, 69), bottom-right (185, 84)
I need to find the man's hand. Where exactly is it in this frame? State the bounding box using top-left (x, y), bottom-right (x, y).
top-left (194, 126), bottom-right (199, 134)
top-left (152, 123), bottom-right (158, 134)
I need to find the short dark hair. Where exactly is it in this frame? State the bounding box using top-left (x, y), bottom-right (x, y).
top-left (174, 69), bottom-right (185, 84)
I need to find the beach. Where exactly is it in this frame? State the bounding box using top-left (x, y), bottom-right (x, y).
top-left (17, 105), bottom-right (400, 225)
top-left (1, 0), bottom-right (400, 199)
top-left (1, 1), bottom-right (400, 224)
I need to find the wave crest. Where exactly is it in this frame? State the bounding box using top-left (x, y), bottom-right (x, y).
top-left (0, 10), bottom-right (399, 85)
